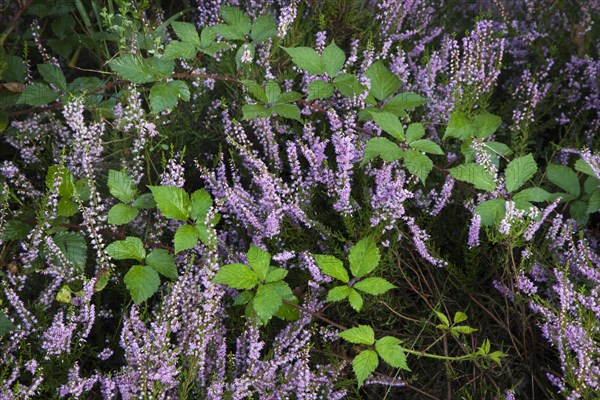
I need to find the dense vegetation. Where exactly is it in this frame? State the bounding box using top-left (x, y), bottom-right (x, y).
top-left (0, 0), bottom-right (599, 398)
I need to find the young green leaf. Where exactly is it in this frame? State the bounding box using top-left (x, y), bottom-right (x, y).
top-left (124, 265), bottom-right (160, 303)
top-left (171, 21), bottom-right (200, 46)
top-left (408, 139), bottom-right (444, 155)
top-left (403, 149), bottom-right (433, 183)
top-left (326, 285), bottom-right (352, 302)
top-left (444, 111), bottom-right (475, 140)
top-left (547, 164), bottom-right (580, 197)
top-left (108, 203), bottom-right (139, 225)
top-left (174, 225), bottom-right (199, 253)
top-left (348, 288), bottom-right (364, 312)
top-left (338, 325), bottom-right (375, 345)
top-left (449, 163), bottom-right (496, 192)
top-left (353, 350), bottom-right (379, 387)
top-left (505, 153), bottom-right (537, 192)
top-left (146, 249), bottom-right (177, 280)
top-left (453, 311), bottom-right (468, 324)
top-left (108, 55), bottom-right (154, 84)
top-left (282, 47), bottom-right (324, 75)
top-left (474, 199), bottom-right (506, 227)
top-left (190, 189), bottom-right (212, 222)
top-left (375, 336), bottom-right (410, 370)
top-left (147, 186), bottom-right (190, 222)
top-left (250, 14), bottom-right (277, 43)
top-left (434, 310), bottom-right (450, 326)
top-left (322, 42), bottom-right (345, 77)
top-left (451, 325), bottom-right (478, 335)
top-left (247, 246), bottom-right (271, 280)
top-left (213, 264), bottom-right (259, 289)
top-left (370, 111), bottom-right (405, 141)
top-left (362, 137), bottom-right (403, 165)
top-left (348, 236), bottom-right (380, 278)
top-left (353, 277), bottom-right (396, 295)
top-left (365, 61), bottom-right (400, 100)
top-left (38, 63), bottom-right (67, 92)
top-left (105, 236), bottom-right (146, 262)
top-left (473, 112), bottom-right (502, 139)
top-left (108, 170), bottom-right (137, 203)
top-left (307, 80), bottom-right (334, 100)
top-left (512, 187), bottom-right (553, 202)
top-left (406, 123), bottom-right (425, 143)
top-left (313, 254), bottom-right (349, 283)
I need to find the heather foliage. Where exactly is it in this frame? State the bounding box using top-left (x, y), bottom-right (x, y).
top-left (0, 0), bottom-right (599, 398)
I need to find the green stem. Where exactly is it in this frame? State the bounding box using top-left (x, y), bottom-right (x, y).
top-left (401, 347), bottom-right (475, 362)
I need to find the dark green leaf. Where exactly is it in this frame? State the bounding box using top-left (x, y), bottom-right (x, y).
top-left (18, 83), bottom-right (58, 106)
top-left (307, 80), bottom-right (334, 100)
top-left (362, 137), bottom-right (403, 165)
top-left (403, 149), bottom-right (433, 183)
top-left (333, 73), bottom-right (363, 97)
top-left (38, 63), bottom-right (67, 92)
top-left (322, 42), bottom-right (345, 76)
top-left (108, 55), bottom-right (154, 84)
top-left (53, 232), bottom-right (87, 271)
top-left (163, 41), bottom-right (198, 60)
top-left (386, 92), bottom-right (427, 110)
top-left (124, 265), bottom-right (160, 303)
top-left (513, 187), bottom-right (553, 202)
top-left (547, 164), bottom-right (580, 197)
top-left (444, 111), bottom-right (475, 140)
top-left (2, 220), bottom-right (31, 241)
top-left (134, 193), bottom-right (156, 209)
top-left (406, 123), bottom-right (425, 143)
top-left (449, 163), bottom-right (496, 191)
top-left (505, 154), bottom-right (537, 192)
top-left (171, 21), bottom-right (200, 46)
top-left (270, 104), bottom-right (301, 121)
top-left (250, 15), bottom-right (277, 42)
top-left (242, 80), bottom-right (268, 103)
top-left (474, 199), bottom-right (506, 227)
top-left (473, 112), bottom-right (502, 139)
top-left (242, 104), bottom-right (271, 119)
top-left (365, 61), bottom-right (400, 100)
top-left (0, 312), bottom-right (16, 339)
top-left (108, 203), bottom-right (138, 225)
top-left (146, 249), bottom-right (177, 279)
top-left (220, 6), bottom-right (251, 37)
top-left (190, 189), bottom-right (212, 222)
top-left (265, 81), bottom-right (281, 104)
top-left (247, 246), bottom-right (271, 280)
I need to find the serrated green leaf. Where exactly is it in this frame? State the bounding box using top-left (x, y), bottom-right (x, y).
top-left (147, 186), bottom-right (190, 222)
top-left (375, 336), bottom-right (410, 370)
top-left (274, 301), bottom-right (300, 321)
top-left (18, 83), bottom-right (58, 106)
top-left (449, 163), bottom-right (496, 191)
top-left (242, 104), bottom-right (271, 119)
top-left (2, 220), bottom-right (31, 241)
top-left (46, 165), bottom-right (75, 197)
top-left (275, 91), bottom-right (302, 104)
top-left (307, 80), bottom-right (334, 100)
top-left (251, 14), bottom-right (277, 42)
top-left (95, 271), bottom-right (110, 292)
top-left (190, 189), bottom-right (212, 222)
top-left (270, 104), bottom-right (301, 121)
top-left (409, 139), bottom-right (444, 155)
top-left (57, 198), bottom-right (78, 217)
top-left (386, 92), bottom-right (427, 110)
top-left (282, 47), bottom-right (324, 75)
top-left (212, 23), bottom-right (245, 40)
top-left (474, 199), bottom-right (506, 227)
top-left (584, 176), bottom-right (599, 195)
top-left (406, 123), bottom-right (425, 143)
top-left (220, 6), bottom-right (251, 37)
top-left (353, 350), bottom-right (379, 387)
top-left (242, 80), bottom-right (268, 103)
top-left (322, 42), bottom-right (345, 76)
top-left (213, 264), bottom-right (258, 289)
top-left (348, 237), bottom-right (380, 278)
top-left (434, 310), bottom-right (450, 326)
top-left (575, 158), bottom-right (595, 177)
top-left (473, 112), bottom-right (502, 139)
top-left (146, 249), bottom-right (177, 279)
top-left (354, 277), bottom-right (396, 295)
top-left (513, 187), bottom-right (553, 202)
top-left (38, 63), bottom-right (67, 92)
top-left (326, 285), bottom-right (351, 302)
top-left (313, 254), bottom-right (349, 283)
top-left (108, 170), bottom-right (137, 203)
top-left (0, 312), bottom-right (16, 338)
top-left (147, 58), bottom-right (175, 78)
top-left (505, 154), bottom-right (537, 192)
top-left (547, 164), bottom-right (580, 197)
top-left (109, 55), bottom-right (154, 84)
top-left (124, 265), bottom-right (160, 303)
top-left (404, 149), bottom-right (433, 183)
top-left (370, 111), bottom-right (404, 141)
top-left (265, 81), bottom-right (281, 104)
top-left (362, 137), bottom-right (403, 165)
top-left (265, 267), bottom-right (288, 282)
top-left (444, 111), bottom-right (475, 140)
top-left (174, 224), bottom-right (199, 253)
top-left (485, 141), bottom-right (512, 156)
top-left (163, 40), bottom-right (198, 60)
top-left (253, 281), bottom-right (293, 322)
top-left (365, 61), bottom-right (400, 100)
top-left (234, 290), bottom-right (254, 305)
top-left (570, 200), bottom-right (589, 225)
top-left (451, 325), bottom-right (478, 335)
top-left (333, 73), bottom-right (363, 97)
top-left (171, 21), bottom-right (200, 46)
top-left (338, 325), bottom-right (375, 345)
top-left (53, 231), bottom-right (87, 271)
top-left (105, 236), bottom-right (145, 262)
top-left (56, 285), bottom-right (71, 304)
top-left (247, 246), bottom-right (271, 280)
top-left (348, 288), bottom-right (364, 312)
top-left (150, 80), bottom-right (189, 113)
top-left (453, 311), bottom-right (468, 324)
top-left (200, 26), bottom-right (216, 47)
top-left (587, 191), bottom-right (600, 213)
top-left (108, 203), bottom-right (139, 225)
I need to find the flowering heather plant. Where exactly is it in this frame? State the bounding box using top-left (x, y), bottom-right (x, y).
top-left (0, 0), bottom-right (599, 398)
